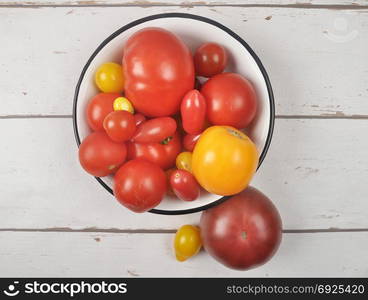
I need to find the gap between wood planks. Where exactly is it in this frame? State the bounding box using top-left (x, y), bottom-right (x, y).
top-left (0, 2), bottom-right (368, 10)
top-left (0, 228), bottom-right (367, 233)
top-left (1, 115), bottom-right (368, 119)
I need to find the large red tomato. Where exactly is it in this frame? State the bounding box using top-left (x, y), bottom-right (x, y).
top-left (78, 131), bottom-right (127, 177)
top-left (127, 131), bottom-right (181, 170)
top-left (123, 28), bottom-right (195, 117)
top-left (200, 187), bottom-right (282, 270)
top-left (201, 73), bottom-right (257, 129)
top-left (86, 93), bottom-right (120, 131)
top-left (114, 159), bottom-right (167, 213)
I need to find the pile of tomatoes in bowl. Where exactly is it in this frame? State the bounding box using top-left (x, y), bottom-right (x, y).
top-left (77, 25), bottom-right (281, 270)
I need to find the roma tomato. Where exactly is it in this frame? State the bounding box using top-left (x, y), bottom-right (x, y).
top-left (113, 96), bottom-right (134, 113)
top-left (78, 131), bottom-right (127, 177)
top-left (181, 90), bottom-right (206, 135)
top-left (183, 133), bottom-right (201, 152)
top-left (114, 159), bottom-right (167, 213)
top-left (103, 111), bottom-right (136, 142)
top-left (192, 126), bottom-right (258, 195)
top-left (200, 187), bottom-right (282, 270)
top-left (201, 73), bottom-right (257, 129)
top-left (127, 131), bottom-right (181, 170)
top-left (176, 152), bottom-right (192, 173)
top-left (123, 28), bottom-right (195, 117)
top-left (86, 93), bottom-right (120, 131)
top-left (132, 117), bottom-right (177, 143)
top-left (170, 169), bottom-right (200, 201)
top-left (174, 225), bottom-right (202, 262)
top-left (134, 113), bottom-right (146, 126)
top-left (194, 42), bottom-right (227, 78)
top-left (95, 62), bottom-right (125, 93)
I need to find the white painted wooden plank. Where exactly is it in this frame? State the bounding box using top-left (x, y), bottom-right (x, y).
top-left (0, 7), bottom-right (367, 116)
top-left (0, 231), bottom-right (367, 277)
top-left (1, 118), bottom-right (367, 230)
top-left (0, 0), bottom-right (367, 7)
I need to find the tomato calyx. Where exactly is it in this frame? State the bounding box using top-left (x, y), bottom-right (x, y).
top-left (227, 128), bottom-right (245, 140)
top-left (241, 231), bottom-right (247, 240)
top-left (161, 136), bottom-right (173, 145)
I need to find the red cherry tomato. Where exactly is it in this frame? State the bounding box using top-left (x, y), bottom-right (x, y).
top-left (183, 133), bottom-right (201, 152)
top-left (127, 131), bottom-right (181, 170)
top-left (201, 73), bottom-right (257, 129)
top-left (123, 28), bottom-right (195, 117)
top-left (132, 117), bottom-right (177, 143)
top-left (194, 42), bottom-right (227, 78)
top-left (103, 111), bottom-right (136, 142)
top-left (86, 93), bottom-right (120, 131)
top-left (170, 169), bottom-right (200, 201)
top-left (181, 90), bottom-right (206, 135)
top-left (114, 159), bottom-right (167, 213)
top-left (134, 113), bottom-right (146, 127)
top-left (78, 131), bottom-right (127, 177)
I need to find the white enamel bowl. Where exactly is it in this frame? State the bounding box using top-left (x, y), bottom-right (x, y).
top-left (73, 13), bottom-right (275, 215)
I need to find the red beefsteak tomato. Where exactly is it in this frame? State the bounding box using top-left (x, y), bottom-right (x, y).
top-left (123, 28), bottom-right (195, 117)
top-left (200, 187), bottom-right (282, 270)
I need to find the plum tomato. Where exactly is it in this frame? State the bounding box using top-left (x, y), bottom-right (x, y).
top-left (183, 133), bottom-right (201, 152)
top-left (103, 111), bottom-right (136, 143)
top-left (114, 159), bottom-right (167, 213)
top-left (113, 96), bottom-right (134, 114)
top-left (201, 73), bottom-right (257, 129)
top-left (170, 169), bottom-right (200, 201)
top-left (123, 28), bottom-right (195, 117)
top-left (174, 225), bottom-right (202, 262)
top-left (86, 93), bottom-right (120, 131)
top-left (176, 152), bottom-right (193, 173)
top-left (200, 187), bottom-right (282, 270)
top-left (127, 131), bottom-right (182, 170)
top-left (133, 113), bottom-right (146, 126)
top-left (194, 42), bottom-right (227, 78)
top-left (95, 62), bottom-right (125, 93)
top-left (78, 131), bottom-right (127, 177)
top-left (181, 90), bottom-right (206, 135)
top-left (131, 117), bottom-right (177, 143)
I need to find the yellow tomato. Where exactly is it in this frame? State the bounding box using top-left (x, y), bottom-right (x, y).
top-left (174, 225), bottom-right (202, 262)
top-left (176, 152), bottom-right (192, 172)
top-left (113, 97), bottom-right (134, 114)
top-left (95, 62), bottom-right (125, 93)
top-left (192, 126), bottom-right (258, 196)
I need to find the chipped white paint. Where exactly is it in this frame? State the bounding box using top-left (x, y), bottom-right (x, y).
top-left (1, 118), bottom-right (367, 230)
top-left (0, 6), bottom-right (367, 116)
top-left (0, 0), bottom-right (367, 6)
top-left (1, 231), bottom-right (368, 277)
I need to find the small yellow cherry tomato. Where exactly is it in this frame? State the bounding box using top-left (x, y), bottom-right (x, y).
top-left (192, 125), bottom-right (258, 196)
top-left (95, 62), bottom-right (125, 93)
top-left (176, 152), bottom-right (192, 172)
top-left (113, 97), bottom-right (134, 114)
top-left (174, 225), bottom-right (202, 262)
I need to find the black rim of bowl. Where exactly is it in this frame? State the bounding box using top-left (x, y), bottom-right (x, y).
top-left (73, 12), bottom-right (275, 215)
